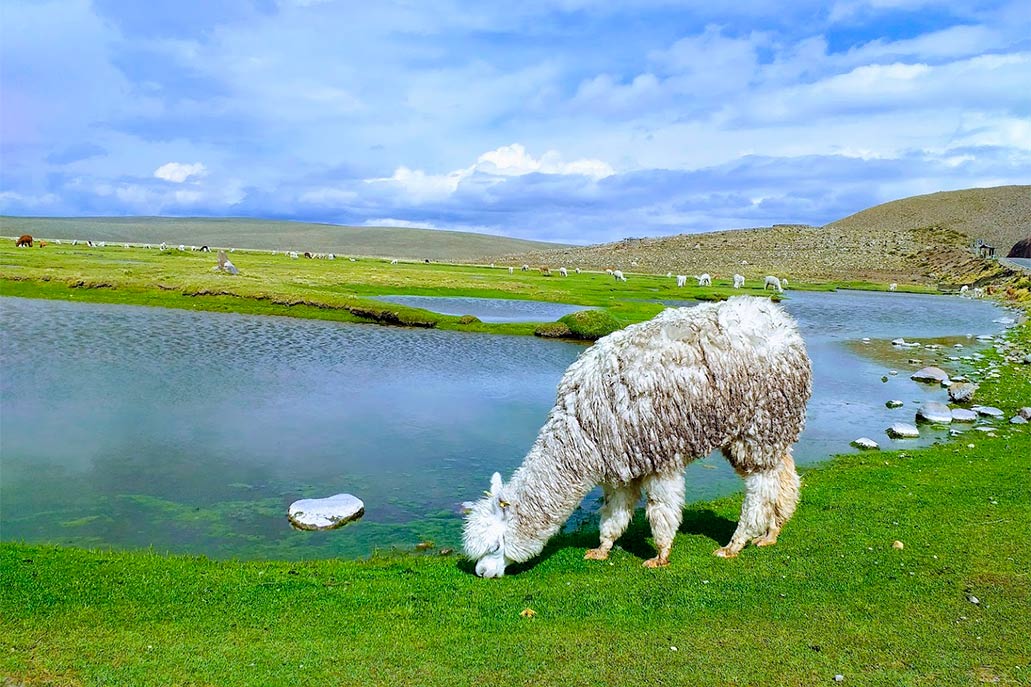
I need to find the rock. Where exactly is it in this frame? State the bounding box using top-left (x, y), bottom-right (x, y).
top-left (916, 401), bottom-right (952, 424)
top-left (892, 540), bottom-right (904, 550)
top-left (851, 437), bottom-right (879, 450)
top-left (1023, 354), bottom-right (1031, 364)
top-left (888, 370), bottom-right (898, 376)
top-left (886, 400), bottom-right (904, 408)
top-left (975, 335), bottom-right (994, 341)
top-left (287, 493), bottom-right (365, 531)
top-left (911, 367), bottom-right (950, 384)
top-left (887, 423), bottom-right (920, 438)
top-left (947, 382), bottom-right (979, 403)
top-left (974, 425), bottom-right (997, 433)
top-left (1018, 407), bottom-right (1031, 420)
top-left (951, 408), bottom-right (978, 423)
top-left (1011, 415), bottom-right (1028, 425)
top-left (972, 405), bottom-right (1004, 418)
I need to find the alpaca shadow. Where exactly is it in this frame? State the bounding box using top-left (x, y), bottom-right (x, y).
top-left (456, 506), bottom-right (738, 577)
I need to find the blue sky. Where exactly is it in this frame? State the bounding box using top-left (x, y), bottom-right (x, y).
top-left (1, 0), bottom-right (1028, 243)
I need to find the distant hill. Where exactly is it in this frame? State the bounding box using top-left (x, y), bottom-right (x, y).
top-left (0, 216), bottom-right (571, 262)
top-left (482, 185), bottom-right (1031, 283)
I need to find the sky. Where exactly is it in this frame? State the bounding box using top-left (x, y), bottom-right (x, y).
top-left (1, 0), bottom-right (1029, 244)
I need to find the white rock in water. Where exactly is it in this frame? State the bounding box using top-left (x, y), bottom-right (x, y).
top-left (288, 493), bottom-right (365, 531)
top-left (887, 423), bottom-right (920, 438)
top-left (948, 382), bottom-right (978, 403)
top-left (851, 437), bottom-right (879, 450)
top-left (972, 405), bottom-right (1004, 418)
top-left (911, 367), bottom-right (950, 384)
top-left (951, 408), bottom-right (978, 423)
top-left (916, 401), bottom-right (952, 424)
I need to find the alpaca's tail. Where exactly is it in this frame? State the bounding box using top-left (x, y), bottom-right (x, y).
top-left (773, 449), bottom-right (800, 529)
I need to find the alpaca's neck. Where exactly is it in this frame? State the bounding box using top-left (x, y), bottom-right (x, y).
top-left (505, 432), bottom-right (596, 563)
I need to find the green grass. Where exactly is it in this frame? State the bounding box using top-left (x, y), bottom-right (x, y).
top-left (2, 236), bottom-right (1029, 685)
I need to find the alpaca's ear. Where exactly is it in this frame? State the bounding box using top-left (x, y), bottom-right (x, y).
top-left (490, 472), bottom-right (503, 496)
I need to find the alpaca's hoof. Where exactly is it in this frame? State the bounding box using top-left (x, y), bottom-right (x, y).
top-left (584, 547), bottom-right (610, 561)
top-left (713, 546), bottom-right (739, 558)
top-left (642, 556), bottom-right (669, 568)
top-left (754, 534), bottom-right (778, 547)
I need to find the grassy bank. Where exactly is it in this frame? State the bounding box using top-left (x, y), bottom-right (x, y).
top-left (0, 242), bottom-right (932, 340)
top-left (2, 316), bottom-right (1029, 686)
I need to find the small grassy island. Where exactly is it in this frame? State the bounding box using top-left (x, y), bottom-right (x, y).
top-left (1, 239), bottom-right (1029, 686)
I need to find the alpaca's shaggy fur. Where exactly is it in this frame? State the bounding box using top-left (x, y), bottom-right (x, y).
top-left (464, 296), bottom-right (812, 577)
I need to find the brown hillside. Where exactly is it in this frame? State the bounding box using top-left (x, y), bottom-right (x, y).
top-left (481, 185), bottom-right (1031, 284)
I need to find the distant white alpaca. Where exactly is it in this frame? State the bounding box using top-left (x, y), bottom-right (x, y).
top-left (733, 274), bottom-right (745, 289)
top-left (575, 268), bottom-right (582, 274)
top-left (490, 263), bottom-right (495, 268)
top-left (667, 272), bottom-right (673, 278)
top-left (327, 253), bottom-right (334, 260)
top-left (178, 245), bottom-right (186, 251)
top-left (290, 251), bottom-right (299, 259)
top-left (781, 278), bottom-right (789, 288)
top-left (464, 297), bottom-right (812, 577)
top-left (391, 259), bottom-right (398, 264)
top-left (509, 267), bottom-right (514, 274)
top-left (522, 264), bottom-right (530, 272)
top-left (972, 287), bottom-right (984, 298)
top-left (676, 275), bottom-right (687, 287)
top-left (612, 270), bottom-right (626, 282)
top-left (764, 276), bottom-right (783, 293)
top-left (889, 283), bottom-right (897, 292)
top-left (630, 261), bottom-right (638, 267)
top-left (124, 243), bottom-right (130, 249)
top-left (960, 285), bottom-right (969, 296)
top-left (559, 267), bottom-right (568, 277)
top-left (696, 273), bottom-right (711, 287)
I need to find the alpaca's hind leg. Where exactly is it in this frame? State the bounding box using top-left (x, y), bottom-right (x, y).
top-left (585, 481), bottom-right (641, 561)
top-left (715, 450), bottom-right (799, 557)
top-left (641, 471), bottom-right (686, 568)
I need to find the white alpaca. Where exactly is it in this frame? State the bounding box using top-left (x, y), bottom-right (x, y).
top-left (464, 297), bottom-right (812, 577)
top-left (676, 275), bottom-right (687, 287)
top-left (612, 270), bottom-right (626, 282)
top-left (327, 253), bottom-right (335, 260)
top-left (559, 267), bottom-right (568, 277)
top-left (290, 251), bottom-right (299, 259)
top-left (696, 273), bottom-right (711, 287)
top-left (733, 274), bottom-right (745, 289)
top-left (575, 268), bottom-right (582, 274)
top-left (522, 264), bottom-right (530, 272)
top-left (781, 278), bottom-right (789, 288)
top-left (960, 285), bottom-right (969, 296)
top-left (666, 272), bottom-right (673, 278)
top-left (889, 283), bottom-right (897, 292)
top-left (509, 267), bottom-right (514, 274)
top-left (391, 259), bottom-right (398, 264)
top-left (764, 276), bottom-right (783, 293)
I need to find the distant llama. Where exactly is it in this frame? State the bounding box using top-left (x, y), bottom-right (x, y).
top-left (16, 235), bottom-right (32, 247)
top-left (464, 297), bottom-right (812, 577)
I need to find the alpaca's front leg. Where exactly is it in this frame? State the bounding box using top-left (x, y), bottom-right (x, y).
top-left (585, 482), bottom-right (641, 561)
top-left (641, 472), bottom-right (685, 568)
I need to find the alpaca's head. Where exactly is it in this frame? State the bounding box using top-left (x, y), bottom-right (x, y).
top-left (463, 472), bottom-right (516, 578)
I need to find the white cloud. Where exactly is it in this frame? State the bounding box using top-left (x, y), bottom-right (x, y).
top-left (154, 162), bottom-right (207, 183)
top-left (365, 144), bottom-right (614, 202)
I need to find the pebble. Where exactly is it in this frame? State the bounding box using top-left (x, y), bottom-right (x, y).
top-left (892, 540), bottom-right (904, 550)
top-left (1018, 407), bottom-right (1031, 420)
top-left (968, 595), bottom-right (980, 605)
top-left (972, 405), bottom-right (1004, 418)
top-left (1010, 416), bottom-right (1028, 425)
top-left (834, 675), bottom-right (844, 683)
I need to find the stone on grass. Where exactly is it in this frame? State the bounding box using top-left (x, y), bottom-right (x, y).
top-left (887, 423), bottom-right (920, 439)
top-left (916, 401), bottom-right (952, 424)
top-left (287, 493), bottom-right (365, 531)
top-left (911, 367), bottom-right (950, 384)
top-left (951, 408), bottom-right (978, 423)
top-left (1018, 407), bottom-right (1031, 420)
top-left (886, 400), bottom-right (904, 409)
top-left (948, 382), bottom-right (979, 403)
top-left (851, 437), bottom-right (879, 450)
top-left (1011, 415), bottom-right (1028, 425)
top-left (972, 405), bottom-right (1004, 418)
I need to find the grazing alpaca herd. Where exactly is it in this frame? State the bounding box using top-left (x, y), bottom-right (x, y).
top-left (464, 297), bottom-right (812, 577)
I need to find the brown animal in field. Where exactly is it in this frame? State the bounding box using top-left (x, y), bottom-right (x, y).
top-left (38, 241), bottom-right (47, 248)
top-left (16, 235), bottom-right (33, 247)
top-left (539, 266), bottom-right (551, 276)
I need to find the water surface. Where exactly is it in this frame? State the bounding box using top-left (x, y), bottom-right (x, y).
top-left (0, 291), bottom-right (1008, 559)
top-left (371, 294), bottom-right (593, 323)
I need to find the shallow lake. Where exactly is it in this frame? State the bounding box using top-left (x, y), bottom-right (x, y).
top-left (0, 291), bottom-right (1010, 559)
top-left (371, 294), bottom-right (593, 323)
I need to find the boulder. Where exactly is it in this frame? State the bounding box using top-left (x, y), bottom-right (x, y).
top-left (1011, 415), bottom-right (1028, 425)
top-left (916, 401), bottom-right (953, 424)
top-left (951, 408), bottom-right (978, 423)
top-left (288, 493), bottom-right (365, 531)
top-left (851, 437), bottom-right (879, 450)
top-left (947, 382), bottom-right (979, 403)
top-left (887, 423), bottom-right (920, 439)
top-left (886, 400), bottom-right (904, 409)
top-left (911, 367), bottom-right (950, 384)
top-left (972, 405), bottom-right (1004, 418)
top-left (1019, 407), bottom-right (1031, 420)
